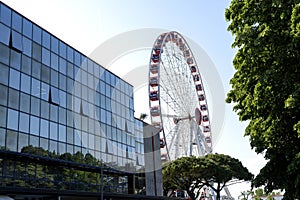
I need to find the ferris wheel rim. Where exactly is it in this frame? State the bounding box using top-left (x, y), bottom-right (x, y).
top-left (148, 31), bottom-right (212, 161)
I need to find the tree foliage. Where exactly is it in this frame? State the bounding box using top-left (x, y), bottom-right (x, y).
top-left (162, 154), bottom-right (253, 200)
top-left (225, 0), bottom-right (300, 198)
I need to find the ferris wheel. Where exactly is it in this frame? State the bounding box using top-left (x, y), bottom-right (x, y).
top-left (148, 31), bottom-right (213, 162)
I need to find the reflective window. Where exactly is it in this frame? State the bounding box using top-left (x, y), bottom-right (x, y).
top-left (10, 49), bottom-right (21, 70)
top-left (67, 46), bottom-right (73, 62)
top-left (42, 30), bottom-right (50, 49)
top-left (22, 18), bottom-right (32, 38)
top-left (30, 115), bottom-right (39, 135)
top-left (74, 51), bottom-right (81, 66)
top-left (41, 64), bottom-right (50, 83)
top-left (32, 42), bottom-right (41, 62)
top-left (59, 124), bottom-right (66, 142)
top-left (59, 57), bottom-right (66, 75)
top-left (82, 131), bottom-right (88, 148)
top-left (40, 137), bottom-right (48, 151)
top-left (50, 122), bottom-right (58, 140)
top-left (20, 73), bottom-right (30, 94)
top-left (40, 119), bottom-right (49, 138)
top-left (49, 140), bottom-right (57, 152)
top-left (0, 106), bottom-right (7, 127)
top-left (59, 90), bottom-right (66, 108)
top-left (42, 47), bottom-right (50, 66)
top-left (0, 63), bottom-right (9, 85)
top-left (0, 23), bottom-right (10, 45)
top-left (29, 135), bottom-right (38, 147)
top-left (31, 78), bottom-right (40, 98)
top-left (40, 100), bottom-right (49, 120)
top-left (58, 142), bottom-right (66, 154)
top-left (59, 107), bottom-right (66, 124)
top-left (66, 127), bottom-right (73, 144)
top-left (51, 52), bottom-right (58, 71)
top-left (31, 60), bottom-right (41, 79)
top-left (18, 132), bottom-right (28, 152)
top-left (51, 36), bottom-right (58, 53)
top-left (51, 69), bottom-right (58, 87)
top-left (0, 128), bottom-right (5, 148)
top-left (30, 96), bottom-right (40, 116)
top-left (21, 54), bottom-right (31, 75)
top-left (0, 4), bottom-right (11, 26)
top-left (59, 73), bottom-right (66, 91)
top-left (9, 68), bottom-right (20, 90)
top-left (89, 134), bottom-right (95, 150)
top-left (7, 108), bottom-right (19, 130)
top-left (50, 104), bottom-right (58, 122)
top-left (50, 86), bottom-right (59, 105)
top-left (8, 88), bottom-right (19, 109)
top-left (22, 36), bottom-right (32, 57)
top-left (19, 112), bottom-right (29, 133)
top-left (11, 31), bottom-right (23, 52)
top-left (0, 43), bottom-right (10, 65)
top-left (74, 130), bottom-right (81, 146)
top-left (6, 130), bottom-right (17, 151)
top-left (20, 92), bottom-right (30, 113)
top-left (12, 11), bottom-right (22, 32)
top-left (67, 62), bottom-right (73, 78)
top-left (32, 24), bottom-right (41, 44)
top-left (40, 82), bottom-right (49, 101)
top-left (59, 41), bottom-right (66, 59)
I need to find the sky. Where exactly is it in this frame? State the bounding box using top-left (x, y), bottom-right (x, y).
top-left (2, 0), bottom-right (267, 199)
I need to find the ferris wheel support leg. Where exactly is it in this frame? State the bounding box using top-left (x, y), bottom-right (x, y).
top-left (189, 120), bottom-right (193, 156)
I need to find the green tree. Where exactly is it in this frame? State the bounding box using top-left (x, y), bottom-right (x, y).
top-left (225, 0), bottom-right (300, 198)
top-left (162, 154), bottom-right (253, 200)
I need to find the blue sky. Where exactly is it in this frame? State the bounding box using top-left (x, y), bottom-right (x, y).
top-left (2, 0), bottom-right (266, 198)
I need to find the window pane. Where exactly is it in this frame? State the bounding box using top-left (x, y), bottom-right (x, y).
top-left (51, 36), bottom-right (58, 53)
top-left (32, 24), bottom-right (41, 44)
top-left (20, 93), bottom-right (30, 113)
top-left (59, 90), bottom-right (66, 108)
top-left (22, 36), bottom-right (32, 57)
top-left (22, 18), bottom-right (32, 38)
top-left (59, 124), bottom-right (66, 142)
top-left (12, 11), bottom-right (22, 32)
top-left (40, 119), bottom-right (49, 138)
top-left (30, 115), bottom-right (39, 136)
top-left (42, 47), bottom-right (50, 66)
top-left (7, 108), bottom-right (19, 130)
top-left (31, 78), bottom-right (40, 98)
top-left (0, 63), bottom-right (9, 85)
top-left (40, 100), bottom-right (49, 119)
top-left (0, 4), bottom-right (11, 26)
top-left (41, 82), bottom-right (49, 101)
top-left (41, 64), bottom-right (50, 83)
top-left (21, 73), bottom-right (31, 94)
top-left (59, 41), bottom-right (66, 59)
top-left (8, 88), bottom-right (19, 110)
top-left (30, 96), bottom-right (40, 116)
top-left (50, 104), bottom-right (58, 122)
top-left (9, 68), bottom-right (20, 90)
top-left (51, 69), bottom-right (58, 87)
top-left (12, 30), bottom-right (23, 52)
top-left (32, 60), bottom-right (41, 79)
top-left (19, 112), bottom-right (29, 133)
top-left (18, 133), bottom-right (28, 152)
top-left (6, 130), bottom-right (17, 151)
top-left (51, 52), bottom-right (58, 71)
top-left (59, 57), bottom-right (66, 75)
top-left (21, 54), bottom-right (31, 75)
top-left (50, 122), bottom-right (58, 140)
top-left (67, 46), bottom-right (73, 62)
top-left (10, 49), bottom-right (21, 70)
top-left (0, 43), bottom-right (10, 65)
top-left (42, 30), bottom-right (50, 49)
top-left (0, 106), bottom-right (7, 128)
top-left (32, 42), bottom-right (41, 62)
top-left (51, 86), bottom-right (59, 105)
top-left (0, 23), bottom-right (10, 45)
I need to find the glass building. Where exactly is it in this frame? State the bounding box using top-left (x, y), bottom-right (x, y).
top-left (0, 2), bottom-right (153, 199)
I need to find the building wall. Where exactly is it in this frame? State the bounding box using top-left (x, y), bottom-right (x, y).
top-left (0, 2), bottom-right (145, 195)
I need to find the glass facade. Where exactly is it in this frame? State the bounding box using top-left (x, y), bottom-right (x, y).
top-left (0, 2), bottom-right (145, 195)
